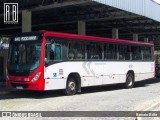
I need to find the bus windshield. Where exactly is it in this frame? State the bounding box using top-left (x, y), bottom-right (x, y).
top-left (8, 42), bottom-right (42, 71)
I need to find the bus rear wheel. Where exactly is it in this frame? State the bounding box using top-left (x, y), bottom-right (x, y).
top-left (124, 73), bottom-right (134, 89)
top-left (64, 77), bottom-right (77, 95)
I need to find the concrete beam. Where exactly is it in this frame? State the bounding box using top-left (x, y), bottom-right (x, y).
top-left (22, 10), bottom-right (31, 33)
top-left (31, 0), bottom-right (90, 12)
top-left (0, 1), bottom-right (91, 18)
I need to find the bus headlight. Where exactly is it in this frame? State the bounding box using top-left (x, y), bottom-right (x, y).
top-left (31, 72), bottom-right (41, 82)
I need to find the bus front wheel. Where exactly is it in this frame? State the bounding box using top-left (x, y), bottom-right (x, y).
top-left (64, 77), bottom-right (77, 95)
top-left (124, 73), bottom-right (134, 89)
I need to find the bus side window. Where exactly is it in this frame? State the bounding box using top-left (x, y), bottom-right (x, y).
top-left (68, 41), bottom-right (75, 60)
top-left (104, 44), bottom-right (117, 60)
top-left (131, 46), bottom-right (142, 60)
top-left (45, 44), bottom-right (54, 61)
top-left (67, 40), bottom-right (85, 60)
top-left (143, 46), bottom-right (152, 61)
top-left (87, 43), bottom-right (102, 60)
top-left (118, 45), bottom-right (130, 60)
top-left (50, 44), bottom-right (55, 60)
top-left (55, 45), bottom-right (61, 60)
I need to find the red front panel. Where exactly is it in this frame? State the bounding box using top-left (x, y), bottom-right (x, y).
top-left (6, 67), bottom-right (44, 91)
top-left (6, 35), bottom-right (45, 91)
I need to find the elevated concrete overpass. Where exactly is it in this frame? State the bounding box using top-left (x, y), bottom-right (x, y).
top-left (0, 0), bottom-right (160, 49)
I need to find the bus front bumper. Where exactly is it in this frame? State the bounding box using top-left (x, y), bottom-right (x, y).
top-left (6, 80), bottom-right (44, 91)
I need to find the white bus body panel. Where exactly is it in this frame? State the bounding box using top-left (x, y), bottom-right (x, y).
top-left (44, 61), bottom-right (154, 90)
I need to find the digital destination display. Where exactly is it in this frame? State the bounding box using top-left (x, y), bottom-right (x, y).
top-left (14, 36), bottom-right (38, 41)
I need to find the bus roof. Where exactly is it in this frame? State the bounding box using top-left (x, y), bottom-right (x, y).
top-left (44, 31), bottom-right (153, 47)
top-left (13, 31), bottom-right (154, 46)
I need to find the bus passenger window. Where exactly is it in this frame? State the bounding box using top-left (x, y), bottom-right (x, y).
top-left (104, 44), bottom-right (117, 60)
top-left (118, 45), bottom-right (130, 60)
top-left (143, 47), bottom-right (152, 61)
top-left (131, 46), bottom-right (142, 60)
top-left (50, 44), bottom-right (55, 60)
top-left (55, 45), bottom-right (61, 60)
top-left (87, 43), bottom-right (102, 60)
top-left (68, 41), bottom-right (85, 60)
top-left (45, 44), bottom-right (54, 61)
top-left (68, 41), bottom-right (75, 60)
top-left (45, 44), bottom-right (62, 61)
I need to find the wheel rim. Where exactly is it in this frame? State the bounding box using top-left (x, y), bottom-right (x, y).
top-left (127, 76), bottom-right (133, 86)
top-left (68, 81), bottom-right (76, 91)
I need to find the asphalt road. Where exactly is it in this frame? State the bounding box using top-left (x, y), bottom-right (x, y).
top-left (1, 78), bottom-right (160, 120)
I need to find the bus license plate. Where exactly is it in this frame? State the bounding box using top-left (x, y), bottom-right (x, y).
top-left (16, 86), bottom-right (23, 90)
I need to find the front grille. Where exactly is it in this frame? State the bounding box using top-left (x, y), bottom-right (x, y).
top-left (8, 70), bottom-right (34, 76)
top-left (11, 83), bottom-right (29, 89)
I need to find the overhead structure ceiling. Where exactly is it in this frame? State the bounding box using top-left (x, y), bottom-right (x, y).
top-left (0, 0), bottom-right (160, 49)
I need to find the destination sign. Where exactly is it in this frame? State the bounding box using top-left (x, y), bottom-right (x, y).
top-left (14, 36), bottom-right (38, 41)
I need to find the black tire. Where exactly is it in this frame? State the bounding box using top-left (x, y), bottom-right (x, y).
top-left (124, 73), bottom-right (134, 89)
top-left (64, 77), bottom-right (77, 95)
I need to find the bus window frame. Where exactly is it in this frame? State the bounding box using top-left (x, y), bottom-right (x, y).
top-left (45, 36), bottom-right (63, 66)
top-left (67, 39), bottom-right (86, 60)
top-left (86, 41), bottom-right (103, 60)
top-left (104, 43), bottom-right (118, 61)
top-left (45, 36), bottom-right (154, 62)
top-left (142, 46), bottom-right (153, 61)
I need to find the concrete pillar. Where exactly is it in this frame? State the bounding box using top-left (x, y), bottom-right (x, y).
top-left (144, 38), bottom-right (149, 43)
top-left (133, 33), bottom-right (138, 41)
top-left (78, 21), bottom-right (86, 35)
top-left (112, 28), bottom-right (119, 39)
top-left (22, 10), bottom-right (31, 33)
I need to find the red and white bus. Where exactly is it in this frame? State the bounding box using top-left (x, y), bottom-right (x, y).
top-left (6, 31), bottom-right (155, 95)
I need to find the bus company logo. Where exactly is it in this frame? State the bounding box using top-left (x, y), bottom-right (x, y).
top-left (2, 112), bottom-right (12, 117)
top-left (4, 3), bottom-right (18, 24)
